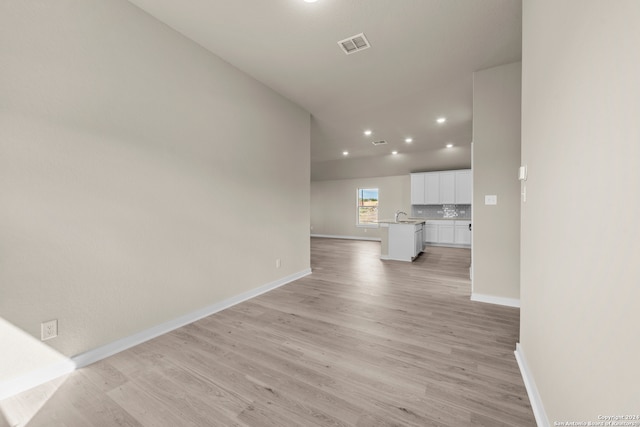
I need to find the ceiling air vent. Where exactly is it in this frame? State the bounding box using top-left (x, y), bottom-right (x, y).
top-left (338, 33), bottom-right (370, 55)
top-left (371, 140), bottom-right (387, 146)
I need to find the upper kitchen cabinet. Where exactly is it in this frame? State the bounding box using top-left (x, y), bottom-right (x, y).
top-left (410, 172), bottom-right (441, 204)
top-left (410, 173), bottom-right (425, 204)
top-left (439, 172), bottom-right (455, 204)
top-left (454, 170), bottom-right (472, 204)
top-left (410, 169), bottom-right (472, 205)
top-left (424, 173), bottom-right (440, 204)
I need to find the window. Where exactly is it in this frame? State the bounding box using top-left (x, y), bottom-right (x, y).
top-left (357, 188), bottom-right (379, 226)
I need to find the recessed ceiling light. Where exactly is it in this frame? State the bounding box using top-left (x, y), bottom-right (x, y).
top-left (404, 137), bottom-right (413, 143)
top-left (343, 151), bottom-right (349, 156)
top-left (303, 0), bottom-right (318, 3)
top-left (391, 150), bottom-right (398, 155)
top-left (364, 130), bottom-right (372, 136)
top-left (437, 117), bottom-right (447, 124)
top-left (446, 143), bottom-right (453, 148)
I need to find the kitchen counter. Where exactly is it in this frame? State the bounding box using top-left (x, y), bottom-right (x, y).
top-left (409, 217), bottom-right (471, 221)
top-left (377, 219), bottom-right (426, 225)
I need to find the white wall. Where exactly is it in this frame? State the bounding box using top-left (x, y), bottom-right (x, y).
top-left (0, 0), bottom-right (310, 373)
top-left (520, 0), bottom-right (640, 423)
top-left (311, 175), bottom-right (410, 240)
top-left (472, 62), bottom-right (522, 303)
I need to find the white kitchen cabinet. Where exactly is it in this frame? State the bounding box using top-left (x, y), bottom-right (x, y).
top-left (424, 172), bottom-right (440, 204)
top-left (410, 169), bottom-right (471, 205)
top-left (455, 170), bottom-right (472, 204)
top-left (437, 220), bottom-right (455, 244)
top-left (454, 220), bottom-right (472, 245)
top-left (424, 223), bottom-right (438, 243)
top-left (439, 172), bottom-right (455, 204)
top-left (423, 220), bottom-right (471, 247)
top-left (410, 173), bottom-right (425, 204)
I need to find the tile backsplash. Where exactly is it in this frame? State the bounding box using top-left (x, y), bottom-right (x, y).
top-left (411, 204), bottom-right (471, 220)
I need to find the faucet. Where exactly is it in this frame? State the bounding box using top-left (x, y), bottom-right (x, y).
top-left (394, 210), bottom-right (408, 222)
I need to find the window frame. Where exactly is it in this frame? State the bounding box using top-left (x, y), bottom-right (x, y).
top-left (356, 187), bottom-right (380, 228)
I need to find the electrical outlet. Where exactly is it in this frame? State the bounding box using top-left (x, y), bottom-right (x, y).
top-left (275, 258), bottom-right (281, 268)
top-left (41, 319), bottom-right (58, 341)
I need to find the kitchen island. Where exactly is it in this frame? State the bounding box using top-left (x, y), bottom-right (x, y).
top-left (378, 219), bottom-right (426, 262)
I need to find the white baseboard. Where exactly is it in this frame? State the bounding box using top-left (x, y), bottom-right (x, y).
top-left (424, 242), bottom-right (471, 249)
top-left (72, 268), bottom-right (311, 368)
top-left (0, 268), bottom-right (311, 400)
top-left (514, 343), bottom-right (549, 427)
top-left (311, 234), bottom-right (381, 242)
top-left (470, 292), bottom-right (520, 308)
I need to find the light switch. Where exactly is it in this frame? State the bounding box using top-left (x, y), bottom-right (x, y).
top-left (518, 165), bottom-right (527, 181)
top-left (485, 195), bottom-right (498, 205)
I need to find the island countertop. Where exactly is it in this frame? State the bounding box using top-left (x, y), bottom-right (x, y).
top-left (377, 219), bottom-right (426, 225)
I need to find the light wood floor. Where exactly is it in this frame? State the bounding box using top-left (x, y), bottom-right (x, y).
top-left (1, 238), bottom-right (536, 426)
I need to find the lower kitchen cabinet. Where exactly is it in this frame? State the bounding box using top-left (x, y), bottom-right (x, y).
top-left (424, 223), bottom-right (438, 243)
top-left (454, 221), bottom-right (472, 245)
top-left (424, 220), bottom-right (471, 247)
top-left (437, 221), bottom-right (455, 244)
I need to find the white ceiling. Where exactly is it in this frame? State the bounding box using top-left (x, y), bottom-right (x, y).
top-left (127, 0), bottom-right (522, 180)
